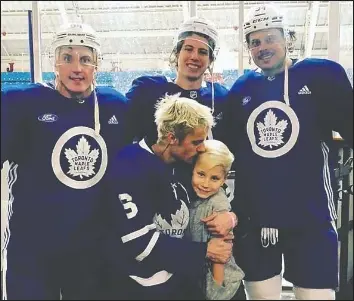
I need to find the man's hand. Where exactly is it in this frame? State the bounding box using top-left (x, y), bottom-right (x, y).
top-left (206, 237), bottom-right (232, 264)
top-left (223, 231), bottom-right (234, 242)
top-left (201, 212), bottom-right (238, 237)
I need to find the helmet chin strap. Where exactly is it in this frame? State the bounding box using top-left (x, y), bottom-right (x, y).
top-left (207, 63), bottom-right (215, 140)
top-left (283, 56), bottom-right (290, 106)
top-left (93, 85), bottom-right (100, 136)
top-left (283, 41), bottom-right (293, 107)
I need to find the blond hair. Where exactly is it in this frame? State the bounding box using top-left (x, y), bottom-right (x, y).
top-left (197, 139), bottom-right (234, 176)
top-left (154, 93), bottom-right (215, 143)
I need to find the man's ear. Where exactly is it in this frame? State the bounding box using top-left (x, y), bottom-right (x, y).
top-left (167, 132), bottom-right (178, 145)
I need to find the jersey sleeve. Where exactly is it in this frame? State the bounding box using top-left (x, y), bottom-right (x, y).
top-left (1, 88), bottom-right (29, 166)
top-left (220, 82), bottom-right (246, 157)
top-left (124, 77), bottom-right (151, 144)
top-left (222, 79), bottom-right (252, 220)
top-left (318, 61), bottom-right (353, 147)
top-left (103, 152), bottom-right (207, 279)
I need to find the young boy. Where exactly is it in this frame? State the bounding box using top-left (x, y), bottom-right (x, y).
top-left (185, 139), bottom-right (244, 300)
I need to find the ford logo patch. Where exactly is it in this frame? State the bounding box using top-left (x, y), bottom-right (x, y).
top-left (38, 113), bottom-right (58, 122)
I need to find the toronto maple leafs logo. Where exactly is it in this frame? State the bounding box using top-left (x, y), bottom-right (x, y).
top-left (246, 101), bottom-right (300, 158)
top-left (153, 182), bottom-right (190, 238)
top-left (64, 136), bottom-right (99, 179)
top-left (256, 109), bottom-right (288, 149)
top-left (154, 200), bottom-right (189, 238)
top-left (52, 126), bottom-right (108, 189)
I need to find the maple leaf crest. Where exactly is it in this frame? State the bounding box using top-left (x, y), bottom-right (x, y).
top-left (170, 200), bottom-right (189, 229)
top-left (153, 200), bottom-right (189, 238)
top-left (256, 109), bottom-right (288, 149)
top-left (64, 136), bottom-right (100, 179)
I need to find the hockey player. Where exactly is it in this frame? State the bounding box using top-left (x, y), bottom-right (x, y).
top-left (124, 16), bottom-right (229, 144)
top-left (226, 4), bottom-right (353, 300)
top-left (124, 16), bottom-right (238, 241)
top-left (1, 23), bottom-right (128, 299)
top-left (102, 95), bottom-right (233, 300)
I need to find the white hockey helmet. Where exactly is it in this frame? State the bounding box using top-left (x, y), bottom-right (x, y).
top-left (243, 4), bottom-right (285, 36)
top-left (176, 16), bottom-right (220, 57)
top-left (51, 23), bottom-right (101, 54)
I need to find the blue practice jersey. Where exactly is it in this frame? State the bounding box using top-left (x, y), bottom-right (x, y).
top-left (1, 83), bottom-right (128, 299)
top-left (101, 139), bottom-right (207, 299)
top-left (124, 75), bottom-right (229, 143)
top-left (226, 58), bottom-right (353, 229)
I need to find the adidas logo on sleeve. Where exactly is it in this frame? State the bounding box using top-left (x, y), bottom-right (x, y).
top-left (108, 115), bottom-right (119, 124)
top-left (298, 85), bottom-right (311, 95)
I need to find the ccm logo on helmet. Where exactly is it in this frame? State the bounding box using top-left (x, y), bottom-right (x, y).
top-left (253, 17), bottom-right (269, 23)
